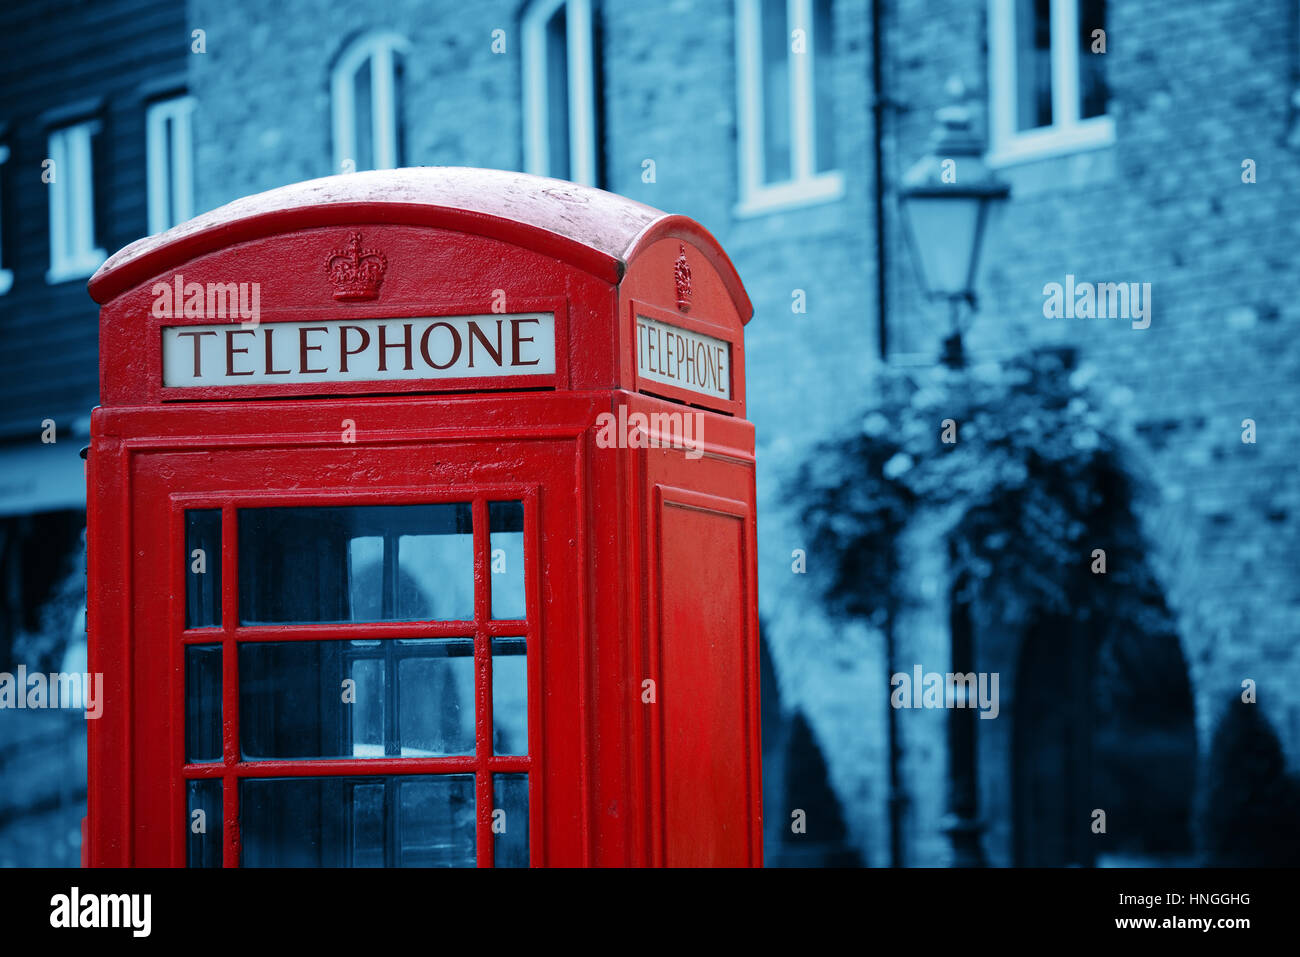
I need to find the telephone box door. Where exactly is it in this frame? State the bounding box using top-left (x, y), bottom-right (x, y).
top-left (95, 425), bottom-right (584, 867)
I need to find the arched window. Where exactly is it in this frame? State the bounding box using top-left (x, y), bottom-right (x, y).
top-left (521, 0), bottom-right (598, 185)
top-left (331, 31), bottom-right (408, 173)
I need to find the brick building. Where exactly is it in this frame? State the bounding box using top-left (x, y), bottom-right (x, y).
top-left (0, 0), bottom-right (190, 864)
top-left (2, 0), bottom-right (1296, 866)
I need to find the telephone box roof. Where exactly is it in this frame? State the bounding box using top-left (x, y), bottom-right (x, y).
top-left (88, 166), bottom-right (751, 318)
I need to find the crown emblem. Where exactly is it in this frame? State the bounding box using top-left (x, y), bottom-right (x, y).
top-left (326, 232), bottom-right (387, 301)
top-left (674, 243), bottom-right (692, 312)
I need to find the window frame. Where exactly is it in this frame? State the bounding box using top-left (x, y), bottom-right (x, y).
top-left (735, 0), bottom-right (844, 217)
top-left (521, 0), bottom-right (599, 186)
top-left (146, 94), bottom-right (196, 235)
top-left (45, 118), bottom-right (106, 284)
top-left (331, 30), bottom-right (409, 173)
top-left (176, 488), bottom-right (539, 868)
top-left (987, 0), bottom-right (1115, 166)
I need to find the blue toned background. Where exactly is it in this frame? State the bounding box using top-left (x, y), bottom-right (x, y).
top-left (0, 0), bottom-right (1297, 867)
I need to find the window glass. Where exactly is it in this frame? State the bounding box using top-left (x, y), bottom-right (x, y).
top-left (240, 775), bottom-right (475, 867)
top-left (186, 779), bottom-right (222, 868)
top-left (351, 781), bottom-right (385, 866)
top-left (399, 776), bottom-right (477, 867)
top-left (492, 637), bottom-right (527, 756)
top-left (238, 504), bottom-right (473, 624)
top-left (185, 644), bottom-right (222, 762)
top-left (353, 59), bottom-right (375, 172)
top-left (397, 639), bottom-right (475, 756)
top-left (1078, 0), bottom-right (1107, 119)
top-left (1015, 0), bottom-right (1053, 131)
top-left (545, 5), bottom-right (571, 178)
top-left (760, 0), bottom-right (792, 183)
top-left (812, 0), bottom-right (835, 174)
top-left (493, 774), bottom-right (529, 868)
top-left (489, 501), bottom-right (525, 619)
top-left (349, 656), bottom-right (385, 756)
top-left (348, 536), bottom-right (384, 620)
top-left (397, 531), bottom-right (474, 619)
top-left (185, 509), bottom-right (221, 628)
top-left (239, 638), bottom-right (474, 759)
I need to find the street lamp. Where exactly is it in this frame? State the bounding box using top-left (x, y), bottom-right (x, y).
top-left (898, 84), bottom-right (1010, 869)
top-left (899, 85), bottom-right (1010, 368)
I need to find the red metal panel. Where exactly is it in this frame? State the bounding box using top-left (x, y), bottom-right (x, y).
top-left (655, 487), bottom-right (752, 866)
top-left (628, 392), bottom-right (763, 868)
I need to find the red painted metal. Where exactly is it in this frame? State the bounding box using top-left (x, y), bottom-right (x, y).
top-left (86, 167), bottom-right (761, 867)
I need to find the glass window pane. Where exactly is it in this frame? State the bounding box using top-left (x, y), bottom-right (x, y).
top-left (238, 504), bottom-right (473, 624)
top-left (545, 6), bottom-right (571, 179)
top-left (1015, 0), bottom-right (1053, 131)
top-left (397, 531), bottom-right (474, 620)
top-left (185, 509), bottom-right (221, 628)
top-left (812, 0), bottom-right (835, 174)
top-left (185, 644), bottom-right (222, 763)
top-left (760, 0), bottom-right (792, 183)
top-left (186, 779), bottom-right (222, 868)
top-left (239, 638), bottom-right (474, 759)
top-left (493, 774), bottom-right (529, 868)
top-left (1078, 0), bottom-right (1107, 119)
top-left (350, 657), bottom-right (385, 757)
top-left (241, 775), bottom-right (475, 867)
top-left (240, 640), bottom-right (351, 759)
top-left (349, 536), bottom-right (384, 620)
top-left (398, 639), bottom-right (475, 756)
top-left (489, 501), bottom-right (525, 619)
top-left (399, 776), bottom-right (477, 867)
top-left (353, 58), bottom-right (375, 172)
top-left (351, 781), bottom-right (385, 867)
top-left (492, 637), bottom-right (527, 756)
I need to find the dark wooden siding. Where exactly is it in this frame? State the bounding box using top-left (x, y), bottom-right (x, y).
top-left (0, 0), bottom-right (187, 439)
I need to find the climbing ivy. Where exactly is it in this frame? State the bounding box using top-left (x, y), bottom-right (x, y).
top-left (794, 347), bottom-right (1175, 644)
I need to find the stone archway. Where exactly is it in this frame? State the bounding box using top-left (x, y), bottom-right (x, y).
top-left (1012, 614), bottom-right (1197, 867)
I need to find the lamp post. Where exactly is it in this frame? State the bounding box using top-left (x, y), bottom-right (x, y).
top-left (899, 85), bottom-right (1010, 368)
top-left (898, 84), bottom-right (1009, 867)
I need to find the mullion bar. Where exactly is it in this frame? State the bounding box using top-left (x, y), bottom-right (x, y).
top-left (220, 504), bottom-right (240, 868)
top-left (385, 637), bottom-right (399, 758)
top-left (205, 621), bottom-right (479, 642)
top-left (184, 756), bottom-right (486, 776)
top-left (180, 755), bottom-right (529, 778)
top-left (473, 497), bottom-right (493, 867)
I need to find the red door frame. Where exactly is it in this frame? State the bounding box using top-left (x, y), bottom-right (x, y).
top-left (88, 394), bottom-right (596, 866)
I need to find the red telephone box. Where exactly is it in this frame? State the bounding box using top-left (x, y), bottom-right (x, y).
top-left (85, 167), bottom-right (761, 867)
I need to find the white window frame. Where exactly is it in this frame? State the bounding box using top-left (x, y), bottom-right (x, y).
top-left (46, 119), bottom-right (106, 284)
top-left (0, 144), bottom-right (11, 295)
top-left (521, 0), bottom-right (598, 186)
top-left (332, 31), bottom-right (408, 173)
top-left (735, 0), bottom-right (843, 217)
top-left (146, 95), bottom-right (196, 234)
top-left (987, 0), bottom-right (1115, 166)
